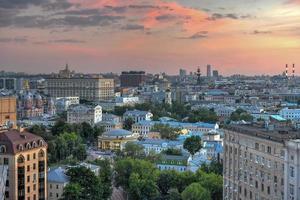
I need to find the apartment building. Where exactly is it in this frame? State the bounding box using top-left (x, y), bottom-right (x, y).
top-left (67, 104), bottom-right (102, 125)
top-left (0, 95), bottom-right (17, 130)
top-left (223, 124), bottom-right (300, 200)
top-left (0, 129), bottom-right (48, 200)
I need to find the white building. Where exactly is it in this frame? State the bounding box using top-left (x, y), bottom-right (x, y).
top-left (67, 104), bottom-right (102, 125)
top-left (136, 139), bottom-right (183, 155)
top-left (115, 96), bottom-right (140, 106)
top-left (279, 108), bottom-right (300, 121)
top-left (55, 97), bottom-right (79, 113)
top-left (123, 109), bottom-right (153, 123)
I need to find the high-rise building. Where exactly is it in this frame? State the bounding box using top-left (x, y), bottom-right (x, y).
top-left (0, 129), bottom-right (48, 200)
top-left (46, 65), bottom-right (114, 101)
top-left (0, 78), bottom-right (16, 90)
top-left (120, 71), bottom-right (146, 87)
top-left (212, 70), bottom-right (219, 77)
top-left (207, 64), bottom-right (212, 77)
top-left (0, 95), bottom-right (17, 130)
top-left (223, 123), bottom-right (300, 200)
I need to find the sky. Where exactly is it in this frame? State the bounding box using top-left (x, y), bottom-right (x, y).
top-left (1, 0), bottom-right (300, 75)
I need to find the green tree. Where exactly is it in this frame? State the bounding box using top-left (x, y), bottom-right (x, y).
top-left (200, 160), bottom-right (223, 175)
top-left (151, 124), bottom-right (180, 140)
top-left (74, 144), bottom-right (87, 161)
top-left (183, 136), bottom-right (202, 157)
top-left (167, 188), bottom-right (182, 200)
top-left (157, 170), bottom-right (179, 195)
top-left (196, 170), bottom-right (223, 200)
top-left (128, 173), bottom-right (159, 200)
top-left (123, 117), bottom-right (135, 130)
top-left (188, 108), bottom-right (218, 123)
top-left (51, 120), bottom-right (73, 135)
top-left (114, 158), bottom-right (158, 191)
top-left (230, 108), bottom-right (253, 122)
top-left (181, 183), bottom-right (211, 200)
top-left (60, 183), bottom-right (83, 200)
top-left (123, 142), bottom-right (145, 158)
top-left (66, 166), bottom-right (104, 200)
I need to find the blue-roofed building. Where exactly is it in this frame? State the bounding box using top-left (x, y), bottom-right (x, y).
top-left (136, 139), bottom-right (184, 154)
top-left (132, 120), bottom-right (218, 137)
top-left (47, 167), bottom-right (70, 200)
top-left (123, 109), bottom-right (153, 123)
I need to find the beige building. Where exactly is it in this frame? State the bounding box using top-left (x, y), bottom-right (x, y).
top-left (0, 96), bottom-right (17, 130)
top-left (223, 124), bottom-right (300, 200)
top-left (46, 66), bottom-right (114, 101)
top-left (0, 129), bottom-right (48, 200)
top-left (98, 129), bottom-right (138, 151)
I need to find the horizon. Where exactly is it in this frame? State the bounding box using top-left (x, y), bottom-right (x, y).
top-left (1, 0), bottom-right (300, 75)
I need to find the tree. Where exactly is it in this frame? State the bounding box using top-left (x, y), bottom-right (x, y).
top-left (162, 148), bottom-right (182, 156)
top-left (152, 124), bottom-right (180, 140)
top-left (181, 183), bottom-right (211, 200)
top-left (183, 136), bottom-right (202, 157)
top-left (66, 167), bottom-right (104, 200)
top-left (200, 160), bottom-right (223, 175)
top-left (51, 120), bottom-right (72, 135)
top-left (60, 183), bottom-right (83, 200)
top-left (167, 188), bottom-right (182, 200)
top-left (74, 144), bottom-right (87, 161)
top-left (114, 158), bottom-right (158, 191)
top-left (157, 170), bottom-right (179, 195)
top-left (230, 108), bottom-right (253, 122)
top-left (196, 170), bottom-right (223, 200)
top-left (128, 173), bottom-right (159, 200)
top-left (123, 117), bottom-right (135, 130)
top-left (123, 142), bottom-right (145, 158)
top-left (188, 108), bottom-right (218, 123)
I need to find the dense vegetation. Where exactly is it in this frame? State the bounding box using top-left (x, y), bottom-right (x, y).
top-left (114, 158), bottom-right (223, 200)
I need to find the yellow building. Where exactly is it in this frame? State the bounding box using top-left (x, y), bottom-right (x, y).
top-left (0, 129), bottom-right (48, 200)
top-left (98, 129), bottom-right (138, 151)
top-left (0, 96), bottom-right (17, 130)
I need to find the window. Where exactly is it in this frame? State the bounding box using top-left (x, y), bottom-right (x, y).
top-left (33, 163), bottom-right (36, 170)
top-left (27, 165), bottom-right (30, 172)
top-left (50, 184), bottom-right (52, 189)
top-left (290, 166), bottom-right (295, 177)
top-left (267, 146), bottom-right (271, 154)
top-left (255, 143), bottom-right (259, 150)
top-left (27, 175), bottom-right (30, 183)
top-left (4, 158), bottom-right (8, 165)
top-left (290, 184), bottom-right (294, 195)
top-left (27, 186), bottom-right (30, 193)
top-left (27, 154), bottom-right (30, 161)
top-left (33, 153), bottom-right (36, 159)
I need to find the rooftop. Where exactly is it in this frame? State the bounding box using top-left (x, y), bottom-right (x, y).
top-left (224, 124), bottom-right (300, 143)
top-left (48, 167), bottom-right (70, 183)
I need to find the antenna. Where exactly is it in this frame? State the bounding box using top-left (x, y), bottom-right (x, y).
top-left (292, 64), bottom-right (295, 78)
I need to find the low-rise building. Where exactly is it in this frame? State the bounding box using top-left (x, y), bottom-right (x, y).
top-left (48, 167), bottom-right (69, 200)
top-left (55, 97), bottom-right (79, 114)
top-left (157, 153), bottom-right (189, 172)
top-left (67, 104), bottom-right (102, 125)
top-left (136, 139), bottom-right (183, 155)
top-left (97, 129), bottom-right (138, 151)
top-left (123, 109), bottom-right (153, 123)
top-left (279, 108), bottom-right (300, 122)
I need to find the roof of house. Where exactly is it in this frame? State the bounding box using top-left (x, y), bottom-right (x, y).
top-left (48, 167), bottom-right (70, 183)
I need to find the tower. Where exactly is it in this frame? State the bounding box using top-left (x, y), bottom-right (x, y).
top-left (292, 64), bottom-right (295, 78)
top-left (207, 64), bottom-right (212, 77)
top-left (285, 64), bottom-right (289, 78)
top-left (197, 67), bottom-right (201, 85)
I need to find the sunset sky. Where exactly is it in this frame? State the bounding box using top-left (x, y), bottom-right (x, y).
top-left (1, 0), bottom-right (300, 75)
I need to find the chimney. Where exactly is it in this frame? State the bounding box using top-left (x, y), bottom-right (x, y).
top-left (293, 64), bottom-right (295, 78)
top-left (285, 64), bottom-right (288, 77)
top-left (17, 125), bottom-right (25, 133)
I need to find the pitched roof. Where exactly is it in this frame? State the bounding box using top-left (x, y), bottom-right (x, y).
top-left (48, 167), bottom-right (70, 183)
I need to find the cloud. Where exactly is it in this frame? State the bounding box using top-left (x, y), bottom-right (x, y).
top-left (0, 0), bottom-right (49, 9)
top-left (122, 24), bottom-right (144, 30)
top-left (179, 31), bottom-right (208, 39)
top-left (252, 30), bottom-right (272, 34)
top-left (0, 36), bottom-right (27, 43)
top-left (49, 39), bottom-right (86, 43)
top-left (207, 13), bottom-right (251, 20)
top-left (285, 0), bottom-right (300, 4)
top-left (155, 14), bottom-right (177, 21)
top-left (42, 0), bottom-right (74, 11)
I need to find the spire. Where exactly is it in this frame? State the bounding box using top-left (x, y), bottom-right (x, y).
top-left (65, 63), bottom-right (69, 70)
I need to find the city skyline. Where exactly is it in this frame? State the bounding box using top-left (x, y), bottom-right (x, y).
top-left (1, 0), bottom-right (300, 75)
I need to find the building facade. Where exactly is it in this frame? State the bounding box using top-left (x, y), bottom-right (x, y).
top-left (223, 124), bottom-right (300, 200)
top-left (120, 71), bottom-right (146, 87)
top-left (47, 167), bottom-right (69, 200)
top-left (46, 77), bottom-right (114, 101)
top-left (0, 129), bottom-right (48, 200)
top-left (0, 96), bottom-right (17, 130)
top-left (67, 104), bottom-right (102, 125)
top-left (55, 97), bottom-right (79, 114)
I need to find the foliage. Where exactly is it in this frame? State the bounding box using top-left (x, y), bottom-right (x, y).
top-left (65, 166), bottom-right (104, 200)
top-left (123, 117), bottom-right (135, 130)
top-left (230, 108), bottom-right (253, 122)
top-left (114, 158), bottom-right (158, 191)
top-left (152, 124), bottom-right (180, 140)
top-left (157, 170), bottom-right (179, 195)
top-left (196, 170), bottom-right (223, 200)
top-left (122, 142), bottom-right (145, 158)
top-left (60, 183), bottom-right (83, 200)
top-left (181, 183), bottom-right (211, 200)
top-left (183, 136), bottom-right (202, 156)
top-left (161, 148), bottom-right (182, 156)
top-left (188, 108), bottom-right (218, 123)
top-left (200, 160), bottom-right (223, 175)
